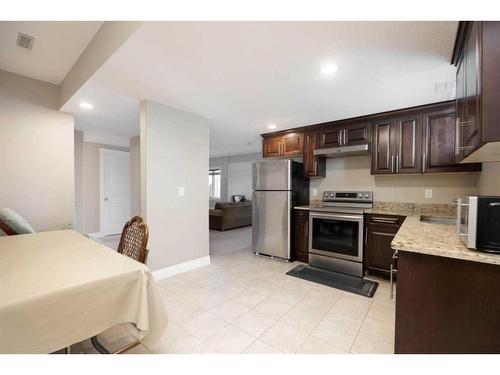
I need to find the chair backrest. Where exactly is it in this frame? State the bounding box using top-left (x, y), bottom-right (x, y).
top-left (117, 216), bottom-right (149, 264)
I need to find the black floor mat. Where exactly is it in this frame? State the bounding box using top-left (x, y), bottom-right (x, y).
top-left (286, 265), bottom-right (378, 298)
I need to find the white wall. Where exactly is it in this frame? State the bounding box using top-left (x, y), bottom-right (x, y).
top-left (74, 130), bottom-right (85, 232)
top-left (310, 156), bottom-right (479, 204)
top-left (141, 100), bottom-right (209, 271)
top-left (130, 135), bottom-right (141, 216)
top-left (0, 70), bottom-right (75, 231)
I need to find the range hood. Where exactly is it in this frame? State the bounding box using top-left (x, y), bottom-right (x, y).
top-left (314, 144), bottom-right (370, 158)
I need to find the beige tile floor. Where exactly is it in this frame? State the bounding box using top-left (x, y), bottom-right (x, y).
top-left (69, 246), bottom-right (396, 354)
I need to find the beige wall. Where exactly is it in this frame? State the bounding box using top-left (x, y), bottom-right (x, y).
top-left (74, 130), bottom-right (85, 232)
top-left (130, 136), bottom-right (141, 216)
top-left (310, 156), bottom-right (480, 204)
top-left (141, 100), bottom-right (209, 271)
top-left (83, 142), bottom-right (129, 233)
top-left (477, 162), bottom-right (500, 195)
top-left (0, 70), bottom-right (75, 231)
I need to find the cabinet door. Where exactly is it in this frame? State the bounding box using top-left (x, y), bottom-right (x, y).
top-left (371, 118), bottom-right (396, 174)
top-left (395, 115), bottom-right (422, 174)
top-left (263, 136), bottom-right (283, 157)
top-left (319, 124), bottom-right (343, 148)
top-left (294, 210), bottom-right (309, 263)
top-left (343, 122), bottom-right (371, 146)
top-left (303, 131), bottom-right (326, 178)
top-left (463, 22), bottom-right (481, 156)
top-left (282, 132), bottom-right (304, 156)
top-left (423, 108), bottom-right (481, 173)
top-left (367, 223), bottom-right (398, 273)
top-left (455, 55), bottom-right (467, 162)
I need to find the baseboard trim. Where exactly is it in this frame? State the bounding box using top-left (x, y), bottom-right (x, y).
top-left (152, 255), bottom-right (211, 281)
top-left (87, 232), bottom-right (105, 239)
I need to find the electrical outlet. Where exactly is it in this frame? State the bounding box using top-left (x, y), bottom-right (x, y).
top-left (178, 187), bottom-right (185, 197)
top-left (425, 189), bottom-right (433, 199)
top-left (312, 188), bottom-right (318, 197)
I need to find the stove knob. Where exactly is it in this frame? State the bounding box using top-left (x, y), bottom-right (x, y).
top-left (364, 194), bottom-right (370, 198)
top-left (358, 193), bottom-right (363, 198)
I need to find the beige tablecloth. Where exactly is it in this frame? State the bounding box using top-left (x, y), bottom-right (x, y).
top-left (0, 230), bottom-right (167, 353)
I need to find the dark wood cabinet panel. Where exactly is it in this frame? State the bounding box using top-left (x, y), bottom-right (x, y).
top-left (453, 21), bottom-right (500, 162)
top-left (462, 22), bottom-right (481, 155)
top-left (395, 115), bottom-right (422, 174)
top-left (364, 214), bottom-right (404, 276)
top-left (423, 108), bottom-right (481, 173)
top-left (371, 119), bottom-right (396, 174)
top-left (343, 122), bottom-right (371, 146)
top-left (262, 136), bottom-right (283, 158)
top-left (303, 131), bottom-right (326, 178)
top-left (282, 132), bottom-right (304, 156)
top-left (262, 132), bottom-right (304, 158)
top-left (319, 124), bottom-right (342, 149)
top-left (396, 251), bottom-right (500, 353)
top-left (294, 210), bottom-right (309, 263)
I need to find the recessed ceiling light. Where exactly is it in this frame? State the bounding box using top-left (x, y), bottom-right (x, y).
top-left (321, 63), bottom-right (339, 76)
top-left (79, 102), bottom-right (93, 109)
top-left (267, 124), bottom-right (277, 130)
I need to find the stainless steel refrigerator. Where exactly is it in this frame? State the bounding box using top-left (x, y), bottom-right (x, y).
top-left (252, 160), bottom-right (309, 260)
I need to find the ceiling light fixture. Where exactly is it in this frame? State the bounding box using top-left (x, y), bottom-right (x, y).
top-left (267, 124), bottom-right (277, 130)
top-left (79, 102), bottom-right (93, 110)
top-left (321, 63), bottom-right (339, 76)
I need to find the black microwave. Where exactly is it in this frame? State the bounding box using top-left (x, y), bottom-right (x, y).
top-left (457, 196), bottom-right (500, 253)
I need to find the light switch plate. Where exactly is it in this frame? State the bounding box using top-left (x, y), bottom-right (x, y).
top-left (178, 187), bottom-right (185, 197)
top-left (312, 188), bottom-right (318, 197)
top-left (425, 189), bottom-right (433, 199)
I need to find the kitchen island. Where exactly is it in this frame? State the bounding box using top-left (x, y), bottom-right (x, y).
top-left (391, 215), bottom-right (500, 353)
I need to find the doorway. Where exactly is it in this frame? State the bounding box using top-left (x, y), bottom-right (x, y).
top-left (100, 149), bottom-right (131, 235)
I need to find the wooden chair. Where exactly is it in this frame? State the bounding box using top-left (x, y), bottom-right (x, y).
top-left (91, 216), bottom-right (149, 354)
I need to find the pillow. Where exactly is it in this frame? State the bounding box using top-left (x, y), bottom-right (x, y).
top-left (0, 208), bottom-right (36, 235)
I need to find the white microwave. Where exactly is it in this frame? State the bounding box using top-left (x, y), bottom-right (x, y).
top-left (457, 196), bottom-right (500, 253)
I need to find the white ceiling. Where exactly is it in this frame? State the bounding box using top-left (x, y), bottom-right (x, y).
top-left (62, 22), bottom-right (458, 156)
top-left (0, 21), bottom-right (102, 84)
top-left (62, 81), bottom-right (139, 139)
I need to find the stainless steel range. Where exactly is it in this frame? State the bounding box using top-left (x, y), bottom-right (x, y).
top-left (309, 191), bottom-right (373, 277)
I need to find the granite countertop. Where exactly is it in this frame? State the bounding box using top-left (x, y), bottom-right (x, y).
top-left (391, 214), bottom-right (500, 266)
top-left (294, 201), bottom-right (500, 265)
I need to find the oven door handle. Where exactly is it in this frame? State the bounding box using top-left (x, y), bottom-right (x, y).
top-left (310, 213), bottom-right (363, 221)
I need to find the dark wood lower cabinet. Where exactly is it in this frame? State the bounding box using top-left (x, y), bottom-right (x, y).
top-left (364, 214), bottom-right (405, 276)
top-left (396, 251), bottom-right (500, 353)
top-left (294, 209), bottom-right (309, 263)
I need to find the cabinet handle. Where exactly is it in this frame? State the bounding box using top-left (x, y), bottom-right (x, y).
top-left (422, 152), bottom-right (426, 173)
top-left (343, 129), bottom-right (347, 145)
top-left (395, 154), bottom-right (399, 173)
top-left (371, 217), bottom-right (399, 224)
top-left (391, 155), bottom-right (395, 173)
top-left (305, 221), bottom-right (309, 237)
top-left (314, 160), bottom-right (318, 174)
top-left (338, 130), bottom-right (342, 146)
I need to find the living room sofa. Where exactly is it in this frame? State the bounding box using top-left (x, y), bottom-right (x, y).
top-left (209, 201), bottom-right (252, 231)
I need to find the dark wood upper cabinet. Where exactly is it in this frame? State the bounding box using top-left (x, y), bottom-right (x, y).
top-left (262, 135), bottom-right (283, 158)
top-left (395, 115), bottom-right (422, 174)
top-left (319, 124), bottom-right (343, 148)
top-left (423, 107), bottom-right (481, 173)
top-left (303, 131), bottom-right (326, 178)
top-left (371, 103), bottom-right (480, 175)
top-left (262, 132), bottom-right (304, 158)
top-left (282, 132), bottom-right (304, 156)
top-left (319, 122), bottom-right (370, 149)
top-left (372, 118), bottom-right (396, 174)
top-left (452, 21), bottom-right (500, 162)
top-left (372, 115), bottom-right (423, 175)
top-left (343, 122), bottom-right (371, 146)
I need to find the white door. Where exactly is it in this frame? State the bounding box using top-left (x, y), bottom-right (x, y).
top-left (100, 149), bottom-right (131, 235)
